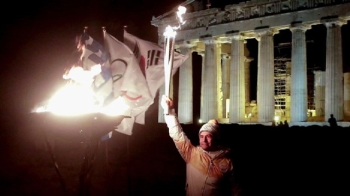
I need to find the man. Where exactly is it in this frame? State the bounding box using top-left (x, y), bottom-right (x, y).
top-left (161, 95), bottom-right (240, 196)
top-left (328, 114), bottom-right (338, 127)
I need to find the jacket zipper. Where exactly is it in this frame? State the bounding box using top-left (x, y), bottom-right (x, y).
top-left (201, 151), bottom-right (223, 195)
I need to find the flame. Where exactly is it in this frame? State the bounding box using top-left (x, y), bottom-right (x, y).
top-left (163, 6), bottom-right (187, 38)
top-left (176, 6), bottom-right (186, 25)
top-left (46, 83), bottom-right (98, 115)
top-left (163, 25), bottom-right (177, 38)
top-left (63, 64), bottom-right (101, 85)
top-left (34, 64), bottom-right (130, 116)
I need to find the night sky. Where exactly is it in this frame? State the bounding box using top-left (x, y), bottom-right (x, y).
top-left (0, 0), bottom-right (248, 129)
top-left (0, 2), bottom-right (349, 195)
top-left (0, 0), bottom-right (188, 128)
top-left (1, 0), bottom-right (349, 128)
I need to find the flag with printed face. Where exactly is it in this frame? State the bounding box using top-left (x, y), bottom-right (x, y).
top-left (123, 30), bottom-right (189, 99)
top-left (104, 30), bottom-right (153, 135)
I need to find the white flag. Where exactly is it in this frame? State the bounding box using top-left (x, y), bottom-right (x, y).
top-left (104, 31), bottom-right (153, 135)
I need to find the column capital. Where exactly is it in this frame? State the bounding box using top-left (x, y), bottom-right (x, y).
top-left (218, 34), bottom-right (246, 44)
top-left (176, 40), bottom-right (198, 49)
top-left (253, 28), bottom-right (279, 41)
top-left (290, 22), bottom-right (312, 33)
top-left (198, 51), bottom-right (205, 57)
top-left (221, 53), bottom-right (231, 59)
top-left (322, 17), bottom-right (347, 28)
top-left (245, 57), bottom-right (254, 63)
top-left (225, 33), bottom-right (245, 41)
top-left (200, 36), bottom-right (219, 45)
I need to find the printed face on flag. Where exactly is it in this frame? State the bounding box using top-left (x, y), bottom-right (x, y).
top-left (109, 58), bottom-right (126, 95)
top-left (104, 31), bottom-right (153, 118)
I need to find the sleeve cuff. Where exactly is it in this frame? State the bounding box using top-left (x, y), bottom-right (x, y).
top-left (164, 109), bottom-right (178, 129)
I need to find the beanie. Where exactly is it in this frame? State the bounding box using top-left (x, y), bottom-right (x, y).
top-left (199, 119), bottom-right (220, 139)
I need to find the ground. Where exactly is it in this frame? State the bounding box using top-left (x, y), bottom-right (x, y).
top-left (0, 115), bottom-right (349, 196)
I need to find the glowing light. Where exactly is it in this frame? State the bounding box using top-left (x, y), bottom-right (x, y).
top-left (63, 65), bottom-right (101, 85)
top-left (274, 116), bottom-right (280, 122)
top-left (176, 6), bottom-right (186, 24)
top-left (35, 106), bottom-right (47, 113)
top-left (47, 83), bottom-right (98, 116)
top-left (34, 62), bottom-right (129, 116)
top-left (163, 6), bottom-right (186, 115)
top-left (100, 97), bottom-right (130, 116)
top-left (163, 26), bottom-right (177, 38)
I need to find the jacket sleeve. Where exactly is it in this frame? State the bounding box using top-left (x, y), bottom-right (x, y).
top-left (163, 110), bottom-right (195, 162)
top-left (229, 171), bottom-right (241, 196)
top-left (228, 158), bottom-right (241, 196)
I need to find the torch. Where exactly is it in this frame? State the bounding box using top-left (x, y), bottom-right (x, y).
top-left (163, 6), bottom-right (186, 115)
top-left (163, 26), bottom-right (176, 115)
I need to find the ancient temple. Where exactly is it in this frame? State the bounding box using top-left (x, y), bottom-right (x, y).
top-left (151, 0), bottom-right (350, 126)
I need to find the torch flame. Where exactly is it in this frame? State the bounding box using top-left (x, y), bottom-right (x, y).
top-left (163, 6), bottom-right (186, 38)
top-left (162, 6), bottom-right (186, 114)
top-left (163, 26), bottom-right (177, 38)
top-left (176, 6), bottom-right (186, 25)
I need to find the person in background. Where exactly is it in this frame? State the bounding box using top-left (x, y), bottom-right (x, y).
top-left (328, 114), bottom-right (338, 127)
top-left (161, 95), bottom-right (240, 196)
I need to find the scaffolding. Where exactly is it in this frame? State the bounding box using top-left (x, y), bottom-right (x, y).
top-left (274, 58), bottom-right (291, 121)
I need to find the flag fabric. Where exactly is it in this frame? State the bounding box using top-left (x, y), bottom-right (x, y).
top-left (79, 32), bottom-right (114, 139)
top-left (123, 30), bottom-right (189, 99)
top-left (80, 32), bottom-right (108, 70)
top-left (103, 30), bottom-right (153, 135)
top-left (80, 32), bottom-right (114, 106)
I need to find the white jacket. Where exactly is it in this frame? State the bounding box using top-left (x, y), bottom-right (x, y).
top-left (164, 114), bottom-right (238, 196)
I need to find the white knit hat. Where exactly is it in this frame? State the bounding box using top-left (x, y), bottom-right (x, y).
top-left (199, 119), bottom-right (220, 139)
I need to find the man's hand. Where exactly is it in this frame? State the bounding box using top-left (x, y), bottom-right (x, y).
top-left (161, 95), bottom-right (174, 114)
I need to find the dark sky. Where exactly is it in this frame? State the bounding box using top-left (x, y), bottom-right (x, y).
top-left (1, 0), bottom-right (348, 128)
top-left (0, 0), bottom-right (189, 127)
top-left (0, 0), bottom-right (244, 126)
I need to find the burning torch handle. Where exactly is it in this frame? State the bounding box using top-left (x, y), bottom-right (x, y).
top-left (164, 36), bottom-right (175, 115)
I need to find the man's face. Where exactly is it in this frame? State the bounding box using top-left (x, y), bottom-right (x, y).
top-left (199, 131), bottom-right (215, 151)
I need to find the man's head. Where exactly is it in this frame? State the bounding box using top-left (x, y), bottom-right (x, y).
top-left (199, 119), bottom-right (220, 151)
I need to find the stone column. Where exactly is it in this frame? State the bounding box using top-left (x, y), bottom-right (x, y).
top-left (255, 28), bottom-right (278, 123)
top-left (344, 73), bottom-right (350, 119)
top-left (178, 45), bottom-right (194, 124)
top-left (245, 57), bottom-right (254, 106)
top-left (199, 52), bottom-right (205, 122)
top-left (200, 37), bottom-right (219, 122)
top-left (228, 34), bottom-right (246, 123)
top-left (323, 18), bottom-right (346, 121)
top-left (244, 41), bottom-right (253, 106)
top-left (285, 61), bottom-right (292, 119)
top-left (314, 71), bottom-right (326, 117)
top-left (290, 23), bottom-right (311, 122)
top-left (221, 54), bottom-right (230, 118)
